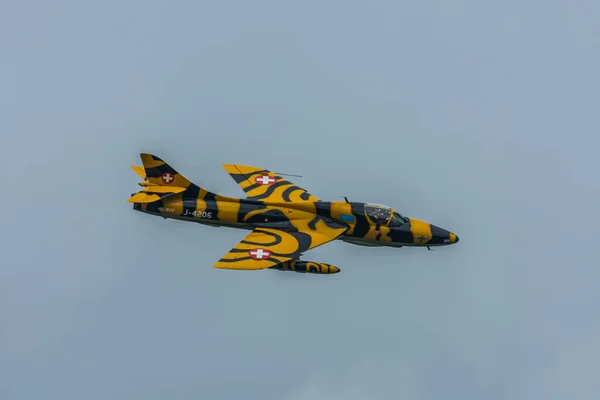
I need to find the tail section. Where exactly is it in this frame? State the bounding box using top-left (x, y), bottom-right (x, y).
top-left (127, 153), bottom-right (216, 203)
top-left (138, 153), bottom-right (195, 187)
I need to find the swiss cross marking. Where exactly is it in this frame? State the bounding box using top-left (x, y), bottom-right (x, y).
top-left (255, 175), bottom-right (276, 185)
top-left (161, 172), bottom-right (174, 184)
top-left (249, 248), bottom-right (271, 260)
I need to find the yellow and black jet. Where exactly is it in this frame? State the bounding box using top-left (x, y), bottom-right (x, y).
top-left (128, 153), bottom-right (459, 274)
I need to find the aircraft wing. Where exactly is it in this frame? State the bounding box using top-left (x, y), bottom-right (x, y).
top-left (214, 217), bottom-right (348, 270)
top-left (222, 164), bottom-right (319, 202)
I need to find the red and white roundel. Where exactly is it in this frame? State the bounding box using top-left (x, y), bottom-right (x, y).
top-left (254, 175), bottom-right (276, 185)
top-left (249, 248), bottom-right (271, 260)
top-left (161, 172), bottom-right (174, 184)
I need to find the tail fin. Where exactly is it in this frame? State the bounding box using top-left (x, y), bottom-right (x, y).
top-left (127, 153), bottom-right (213, 203)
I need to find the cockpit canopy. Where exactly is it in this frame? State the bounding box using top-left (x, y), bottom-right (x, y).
top-left (364, 203), bottom-right (409, 227)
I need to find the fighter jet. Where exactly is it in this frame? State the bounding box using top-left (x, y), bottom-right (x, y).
top-left (128, 154), bottom-right (459, 274)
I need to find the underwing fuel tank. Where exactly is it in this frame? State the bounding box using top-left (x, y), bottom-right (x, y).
top-left (269, 260), bottom-right (340, 274)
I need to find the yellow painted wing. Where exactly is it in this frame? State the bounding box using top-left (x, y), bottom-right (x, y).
top-left (222, 164), bottom-right (319, 202)
top-left (214, 217), bottom-right (348, 270)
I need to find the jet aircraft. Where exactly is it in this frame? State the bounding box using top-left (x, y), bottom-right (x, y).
top-left (128, 153), bottom-right (459, 274)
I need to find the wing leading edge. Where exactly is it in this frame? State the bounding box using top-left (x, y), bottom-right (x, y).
top-left (214, 217), bottom-right (348, 270)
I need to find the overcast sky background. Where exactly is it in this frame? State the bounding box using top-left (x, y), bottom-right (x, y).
top-left (2, 1), bottom-right (599, 399)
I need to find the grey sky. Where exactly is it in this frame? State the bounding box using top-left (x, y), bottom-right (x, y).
top-left (2, 0), bottom-right (599, 399)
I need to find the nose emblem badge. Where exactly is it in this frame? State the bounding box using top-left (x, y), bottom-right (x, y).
top-left (416, 235), bottom-right (430, 242)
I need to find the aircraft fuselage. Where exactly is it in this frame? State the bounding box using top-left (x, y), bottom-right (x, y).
top-left (133, 195), bottom-right (458, 248)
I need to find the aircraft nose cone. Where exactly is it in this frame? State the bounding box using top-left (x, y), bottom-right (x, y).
top-left (430, 225), bottom-right (456, 245)
top-left (449, 232), bottom-right (459, 244)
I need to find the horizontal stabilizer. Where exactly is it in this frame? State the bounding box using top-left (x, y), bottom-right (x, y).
top-left (131, 165), bottom-right (146, 179)
top-left (126, 186), bottom-right (186, 203)
top-left (137, 185), bottom-right (187, 194)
